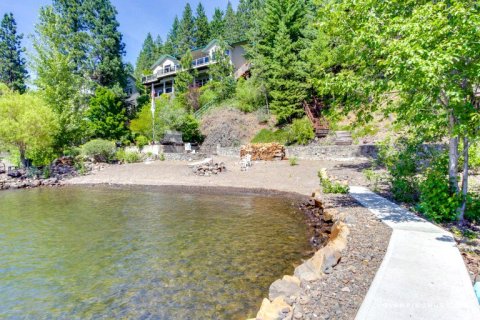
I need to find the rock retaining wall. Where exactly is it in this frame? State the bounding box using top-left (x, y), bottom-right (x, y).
top-left (248, 192), bottom-right (350, 320)
top-left (216, 144), bottom-right (378, 161)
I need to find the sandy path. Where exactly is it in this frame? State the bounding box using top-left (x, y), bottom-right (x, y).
top-left (68, 157), bottom-right (370, 196)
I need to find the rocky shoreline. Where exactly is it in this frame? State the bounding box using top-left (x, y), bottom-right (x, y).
top-left (250, 191), bottom-right (391, 320)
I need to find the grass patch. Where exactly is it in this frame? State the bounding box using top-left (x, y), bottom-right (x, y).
top-left (251, 128), bottom-right (289, 144)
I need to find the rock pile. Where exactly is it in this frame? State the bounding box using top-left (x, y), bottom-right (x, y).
top-left (192, 161), bottom-right (227, 176)
top-left (240, 143), bottom-right (286, 161)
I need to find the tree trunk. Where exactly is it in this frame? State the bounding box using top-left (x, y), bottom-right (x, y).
top-left (458, 136), bottom-right (469, 224)
top-left (19, 146), bottom-right (27, 168)
top-left (448, 112), bottom-right (459, 193)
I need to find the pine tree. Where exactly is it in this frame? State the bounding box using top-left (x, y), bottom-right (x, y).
top-left (178, 3), bottom-right (195, 53)
top-left (0, 13), bottom-right (28, 93)
top-left (224, 1), bottom-right (240, 43)
top-left (174, 50), bottom-right (196, 94)
top-left (237, 0), bottom-right (261, 37)
top-left (83, 0), bottom-right (126, 88)
top-left (135, 33), bottom-right (156, 78)
top-left (209, 41), bottom-right (235, 100)
top-left (154, 35), bottom-right (164, 57)
top-left (164, 16), bottom-right (180, 56)
top-left (210, 8), bottom-right (224, 40)
top-left (194, 2), bottom-right (211, 47)
top-left (253, 0), bottom-right (309, 123)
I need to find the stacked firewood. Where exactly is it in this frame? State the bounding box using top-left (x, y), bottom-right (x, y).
top-left (240, 143), bottom-right (286, 161)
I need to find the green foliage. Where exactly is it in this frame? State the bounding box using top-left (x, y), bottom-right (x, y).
top-left (465, 194), bottom-right (480, 223)
top-left (0, 13), bottom-right (28, 93)
top-left (159, 153), bottom-right (165, 161)
top-left (0, 85), bottom-right (59, 166)
top-left (174, 50), bottom-right (196, 96)
top-left (224, 1), bottom-right (241, 43)
top-left (178, 3), bottom-right (195, 53)
top-left (287, 117), bottom-right (314, 145)
top-left (318, 169), bottom-right (349, 194)
top-left (81, 139), bottom-right (116, 163)
top-left (209, 41), bottom-right (235, 102)
top-left (164, 16), bottom-right (180, 56)
top-left (210, 8), bottom-right (224, 40)
top-left (176, 114), bottom-right (203, 143)
top-left (418, 158), bottom-right (461, 223)
top-left (289, 157), bottom-right (298, 166)
top-left (135, 135), bottom-right (149, 149)
top-left (116, 149), bottom-right (141, 163)
top-left (194, 3), bottom-right (210, 48)
top-left (362, 169), bottom-right (386, 193)
top-left (469, 142), bottom-right (480, 171)
top-left (251, 0), bottom-right (310, 124)
top-left (135, 33), bottom-right (158, 79)
top-left (130, 95), bottom-right (203, 143)
top-left (251, 129), bottom-right (288, 144)
top-left (86, 87), bottom-right (128, 140)
top-left (235, 77), bottom-right (264, 112)
top-left (376, 137), bottom-right (424, 203)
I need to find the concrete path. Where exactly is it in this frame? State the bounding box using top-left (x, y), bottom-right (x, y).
top-left (350, 186), bottom-right (480, 320)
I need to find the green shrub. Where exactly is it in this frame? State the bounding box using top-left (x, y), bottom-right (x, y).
top-left (287, 117), bottom-right (315, 145)
top-left (363, 168), bottom-right (387, 193)
top-left (465, 194), bottom-right (480, 223)
top-left (81, 139), bottom-right (116, 163)
top-left (289, 157), bottom-right (299, 166)
top-left (235, 77), bottom-right (264, 112)
top-left (318, 169), bottom-right (349, 194)
top-left (376, 137), bottom-right (424, 203)
top-left (417, 158), bottom-right (460, 222)
top-left (251, 128), bottom-right (289, 144)
top-left (135, 135), bottom-right (149, 149)
top-left (116, 149), bottom-right (141, 163)
top-left (177, 114), bottom-right (204, 143)
top-left (159, 153), bottom-right (165, 161)
top-left (64, 147), bottom-right (81, 157)
top-left (469, 142), bottom-right (480, 171)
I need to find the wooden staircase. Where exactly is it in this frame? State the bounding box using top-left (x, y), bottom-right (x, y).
top-left (303, 97), bottom-right (330, 138)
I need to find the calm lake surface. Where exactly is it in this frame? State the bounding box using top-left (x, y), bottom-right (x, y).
top-left (0, 186), bottom-right (311, 319)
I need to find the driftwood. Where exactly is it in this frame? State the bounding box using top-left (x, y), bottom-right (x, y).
top-left (240, 143), bottom-right (285, 161)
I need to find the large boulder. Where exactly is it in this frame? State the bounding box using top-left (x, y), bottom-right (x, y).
top-left (256, 297), bottom-right (292, 320)
top-left (269, 276), bottom-right (301, 300)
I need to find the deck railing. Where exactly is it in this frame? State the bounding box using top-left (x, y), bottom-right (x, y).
top-left (142, 56), bottom-right (214, 83)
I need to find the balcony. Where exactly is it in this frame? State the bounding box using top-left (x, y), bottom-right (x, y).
top-left (142, 56), bottom-right (214, 83)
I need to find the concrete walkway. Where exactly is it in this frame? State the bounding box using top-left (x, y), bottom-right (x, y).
top-left (350, 186), bottom-right (480, 320)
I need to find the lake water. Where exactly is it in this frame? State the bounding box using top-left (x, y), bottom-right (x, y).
top-left (0, 186), bottom-right (311, 319)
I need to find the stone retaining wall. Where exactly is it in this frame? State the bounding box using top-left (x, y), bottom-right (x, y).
top-left (249, 193), bottom-right (350, 320)
top-left (216, 144), bottom-right (378, 161)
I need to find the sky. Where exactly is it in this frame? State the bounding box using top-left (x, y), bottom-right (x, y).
top-left (0, 0), bottom-right (239, 66)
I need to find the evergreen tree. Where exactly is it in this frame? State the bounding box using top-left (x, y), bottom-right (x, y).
top-left (0, 13), bottom-right (28, 93)
top-left (224, 1), bottom-right (240, 43)
top-left (135, 33), bottom-right (156, 78)
top-left (178, 3), bottom-right (195, 53)
top-left (209, 41), bottom-right (235, 101)
top-left (253, 0), bottom-right (309, 123)
top-left (174, 50), bottom-right (196, 94)
top-left (210, 8), bottom-right (224, 40)
top-left (164, 16), bottom-right (180, 56)
top-left (154, 35), bottom-right (164, 57)
top-left (236, 0), bottom-right (260, 37)
top-left (84, 0), bottom-right (126, 88)
top-left (194, 2), bottom-right (211, 47)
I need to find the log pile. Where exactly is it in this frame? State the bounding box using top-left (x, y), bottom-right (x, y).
top-left (240, 143), bottom-right (286, 161)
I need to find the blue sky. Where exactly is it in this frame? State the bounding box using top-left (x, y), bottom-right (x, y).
top-left (0, 0), bottom-right (239, 66)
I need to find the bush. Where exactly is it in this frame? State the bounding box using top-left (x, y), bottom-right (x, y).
top-left (417, 157), bottom-right (460, 222)
top-left (177, 114), bottom-right (204, 143)
top-left (235, 77), bottom-right (264, 112)
top-left (469, 142), bottom-right (480, 172)
top-left (318, 169), bottom-right (349, 194)
top-left (251, 128), bottom-right (289, 144)
top-left (376, 137), bottom-right (424, 203)
top-left (81, 139), bottom-right (116, 163)
top-left (289, 157), bottom-right (299, 166)
top-left (116, 149), bottom-right (142, 163)
top-left (465, 194), bottom-right (480, 223)
top-left (135, 135), bottom-right (149, 149)
top-left (287, 117), bottom-right (315, 145)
